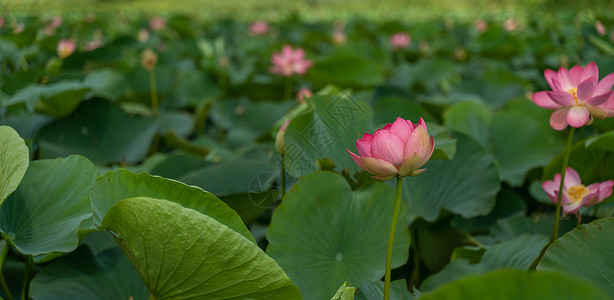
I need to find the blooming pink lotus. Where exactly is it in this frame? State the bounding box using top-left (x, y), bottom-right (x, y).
top-left (531, 62), bottom-right (614, 130)
top-left (389, 32), bottom-right (410, 50)
top-left (269, 45), bottom-right (313, 77)
top-left (57, 39), bottom-right (76, 59)
top-left (347, 117), bottom-right (434, 180)
top-left (543, 167), bottom-right (613, 215)
top-left (249, 21), bottom-right (269, 35)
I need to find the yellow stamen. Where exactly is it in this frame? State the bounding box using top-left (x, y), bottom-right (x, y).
top-left (565, 185), bottom-right (589, 203)
top-left (568, 87), bottom-right (579, 104)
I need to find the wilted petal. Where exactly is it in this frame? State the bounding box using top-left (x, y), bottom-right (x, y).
top-left (576, 78), bottom-right (597, 102)
top-left (371, 130), bottom-right (406, 166)
top-left (408, 168), bottom-right (427, 176)
top-left (587, 105), bottom-right (609, 119)
top-left (362, 157), bottom-right (399, 178)
top-left (550, 107), bottom-right (571, 130)
top-left (532, 91), bottom-right (561, 109)
top-left (548, 91), bottom-right (576, 106)
top-left (566, 106), bottom-right (590, 128)
top-left (389, 117), bottom-right (412, 140)
top-left (398, 153), bottom-right (423, 177)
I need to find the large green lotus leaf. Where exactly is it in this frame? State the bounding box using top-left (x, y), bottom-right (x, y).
top-left (490, 111), bottom-right (555, 187)
top-left (355, 280), bottom-right (413, 300)
top-left (451, 188), bottom-right (527, 233)
top-left (37, 99), bottom-right (158, 165)
top-left (428, 123), bottom-right (457, 160)
top-left (403, 134), bottom-right (500, 222)
top-left (266, 171), bottom-right (410, 300)
top-left (2, 80), bottom-right (89, 118)
top-left (101, 197), bottom-right (301, 299)
top-left (543, 131), bottom-right (614, 189)
top-left (283, 94), bottom-right (372, 177)
top-left (30, 246), bottom-right (148, 300)
top-left (538, 218), bottom-right (614, 298)
top-left (306, 53), bottom-right (384, 88)
top-left (443, 100), bottom-right (493, 150)
top-left (420, 234), bottom-right (548, 292)
top-left (177, 161), bottom-right (278, 197)
top-left (0, 155), bottom-right (98, 255)
top-left (490, 215), bottom-right (576, 242)
top-left (419, 269), bottom-right (609, 300)
top-left (83, 68), bottom-right (128, 101)
top-left (90, 169), bottom-right (255, 243)
top-left (0, 126), bottom-right (29, 205)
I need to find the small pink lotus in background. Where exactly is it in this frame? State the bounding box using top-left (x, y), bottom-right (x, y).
top-left (531, 62), bottom-right (614, 130)
top-left (57, 39), bottom-right (76, 59)
top-left (85, 12), bottom-right (96, 23)
top-left (474, 19), bottom-right (488, 33)
top-left (389, 32), bottom-right (410, 50)
top-left (44, 16), bottom-right (62, 36)
top-left (347, 117), bottom-right (434, 181)
top-left (503, 18), bottom-right (518, 32)
top-left (85, 40), bottom-right (102, 51)
top-left (149, 17), bottom-right (166, 31)
top-left (269, 45), bottom-right (313, 77)
top-left (543, 167), bottom-right (613, 215)
top-left (595, 20), bottom-right (607, 36)
top-left (297, 87), bottom-right (313, 103)
top-left (0, 18), bottom-right (5, 29)
top-left (13, 21), bottom-right (24, 34)
top-left (138, 28), bottom-right (150, 42)
top-left (249, 21), bottom-right (269, 35)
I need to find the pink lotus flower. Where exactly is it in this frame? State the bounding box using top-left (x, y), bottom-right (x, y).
top-left (503, 18), bottom-right (518, 32)
top-left (269, 45), bottom-right (313, 77)
top-left (149, 17), bottom-right (166, 31)
top-left (249, 21), bottom-right (269, 35)
top-left (474, 19), bottom-right (488, 33)
top-left (346, 117), bottom-right (434, 180)
top-left (138, 28), bottom-right (150, 42)
top-left (57, 39), bottom-right (76, 59)
top-left (43, 16), bottom-right (62, 36)
top-left (389, 32), bottom-right (410, 50)
top-left (543, 167), bottom-right (613, 215)
top-left (596, 20), bottom-right (606, 36)
top-left (531, 62), bottom-right (614, 130)
top-left (297, 87), bottom-right (313, 103)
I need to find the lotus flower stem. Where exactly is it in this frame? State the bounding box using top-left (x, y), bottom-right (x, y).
top-left (409, 225), bottom-right (420, 289)
top-left (21, 255), bottom-right (33, 300)
top-left (552, 127), bottom-right (575, 242)
top-left (384, 177), bottom-right (403, 300)
top-left (280, 152), bottom-right (286, 199)
top-left (149, 69), bottom-right (159, 117)
top-left (0, 241), bottom-right (13, 300)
